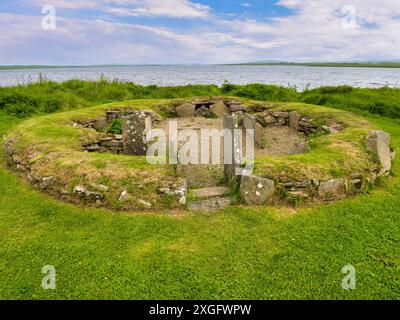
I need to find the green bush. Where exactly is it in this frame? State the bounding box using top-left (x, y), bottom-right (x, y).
top-left (107, 119), bottom-right (122, 134)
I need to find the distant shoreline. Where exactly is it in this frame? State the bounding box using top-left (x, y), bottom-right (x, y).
top-left (1, 62), bottom-right (400, 70)
top-left (225, 62), bottom-right (400, 68)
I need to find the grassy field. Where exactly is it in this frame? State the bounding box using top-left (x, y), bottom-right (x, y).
top-left (0, 81), bottom-right (399, 299)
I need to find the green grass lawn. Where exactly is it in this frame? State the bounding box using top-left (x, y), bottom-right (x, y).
top-left (0, 82), bottom-right (399, 300)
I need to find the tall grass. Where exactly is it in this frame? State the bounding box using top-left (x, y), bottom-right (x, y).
top-left (1, 79), bottom-right (400, 119)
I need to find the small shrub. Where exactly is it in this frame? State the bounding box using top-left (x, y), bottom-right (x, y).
top-left (221, 80), bottom-right (236, 93)
top-left (106, 119), bottom-right (122, 134)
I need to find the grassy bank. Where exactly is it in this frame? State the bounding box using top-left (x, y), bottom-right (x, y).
top-left (0, 80), bottom-right (399, 299)
top-left (2, 80), bottom-right (400, 119)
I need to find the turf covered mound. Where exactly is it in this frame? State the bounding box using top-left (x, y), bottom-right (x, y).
top-left (3, 97), bottom-right (394, 211)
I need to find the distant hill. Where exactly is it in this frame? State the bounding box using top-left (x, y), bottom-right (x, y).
top-left (229, 61), bottom-right (400, 68)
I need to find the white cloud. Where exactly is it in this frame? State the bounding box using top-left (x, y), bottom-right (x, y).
top-left (25, 0), bottom-right (211, 18)
top-left (2, 0), bottom-right (400, 64)
top-left (106, 0), bottom-right (211, 18)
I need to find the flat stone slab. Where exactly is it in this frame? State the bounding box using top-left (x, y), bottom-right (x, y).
top-left (188, 197), bottom-right (231, 211)
top-left (192, 186), bottom-right (229, 199)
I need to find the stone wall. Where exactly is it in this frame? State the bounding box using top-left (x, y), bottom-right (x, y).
top-left (238, 130), bottom-right (395, 205)
top-left (82, 134), bottom-right (124, 154)
top-left (176, 99), bottom-right (246, 118)
top-left (78, 109), bottom-right (159, 156)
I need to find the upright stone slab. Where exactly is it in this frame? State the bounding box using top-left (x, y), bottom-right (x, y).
top-left (289, 111), bottom-right (301, 130)
top-left (122, 111), bottom-right (152, 156)
top-left (243, 113), bottom-right (256, 131)
top-left (365, 130), bottom-right (392, 175)
top-left (254, 122), bottom-right (263, 147)
top-left (243, 113), bottom-right (262, 147)
top-left (223, 114), bottom-right (241, 182)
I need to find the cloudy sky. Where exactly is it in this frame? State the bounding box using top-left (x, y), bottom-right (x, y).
top-left (1, 0), bottom-right (400, 65)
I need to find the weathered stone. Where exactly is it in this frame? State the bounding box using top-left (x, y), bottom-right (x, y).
top-left (85, 144), bottom-right (100, 152)
top-left (118, 190), bottom-right (130, 202)
top-left (365, 130), bottom-right (392, 174)
top-left (210, 101), bottom-right (229, 117)
top-left (349, 173), bottom-right (362, 180)
top-left (322, 126), bottom-right (339, 134)
top-left (42, 177), bottom-right (54, 188)
top-left (240, 175), bottom-right (275, 205)
top-left (176, 103), bottom-right (195, 118)
top-left (188, 197), bottom-right (231, 211)
top-left (288, 190), bottom-right (309, 198)
top-left (263, 115), bottom-right (277, 125)
top-left (273, 111), bottom-right (289, 119)
top-left (277, 117), bottom-right (286, 126)
top-left (138, 199), bottom-right (152, 209)
top-left (318, 179), bottom-right (347, 198)
top-left (195, 106), bottom-right (212, 117)
top-left (192, 186), bottom-right (229, 199)
top-left (27, 173), bottom-right (40, 183)
top-left (350, 179), bottom-right (363, 189)
top-left (299, 120), bottom-right (311, 128)
top-left (291, 141), bottom-right (310, 154)
top-left (90, 183), bottom-right (109, 192)
top-left (293, 181), bottom-right (312, 188)
top-left (289, 111), bottom-right (301, 130)
top-left (311, 179), bottom-right (320, 187)
top-left (74, 186), bottom-right (104, 200)
top-left (243, 113), bottom-right (263, 147)
top-left (243, 113), bottom-right (257, 131)
top-left (254, 122), bottom-right (263, 148)
top-left (223, 114), bottom-right (241, 182)
top-left (106, 110), bottom-right (121, 124)
top-left (101, 140), bottom-right (123, 148)
top-left (158, 179), bottom-right (187, 205)
top-left (93, 119), bottom-right (106, 131)
top-left (122, 111), bottom-right (152, 156)
top-left (229, 104), bottom-right (246, 112)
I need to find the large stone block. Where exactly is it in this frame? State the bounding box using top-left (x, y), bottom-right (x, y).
top-left (122, 111), bottom-right (152, 156)
top-left (240, 175), bottom-right (275, 205)
top-left (210, 101), bottom-right (229, 117)
top-left (289, 111), bottom-right (301, 130)
top-left (365, 130), bottom-right (392, 174)
top-left (176, 103), bottom-right (195, 118)
top-left (318, 179), bottom-right (347, 198)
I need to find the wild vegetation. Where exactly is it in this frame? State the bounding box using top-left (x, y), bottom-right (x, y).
top-left (2, 80), bottom-right (400, 119)
top-left (0, 79), bottom-right (399, 299)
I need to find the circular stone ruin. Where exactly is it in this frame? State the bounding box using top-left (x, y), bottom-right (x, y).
top-left (3, 97), bottom-right (395, 211)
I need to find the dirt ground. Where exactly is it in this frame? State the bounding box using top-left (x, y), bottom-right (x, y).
top-left (155, 117), bottom-right (309, 187)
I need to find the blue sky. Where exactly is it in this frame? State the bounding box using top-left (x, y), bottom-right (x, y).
top-left (0, 0), bottom-right (399, 65)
